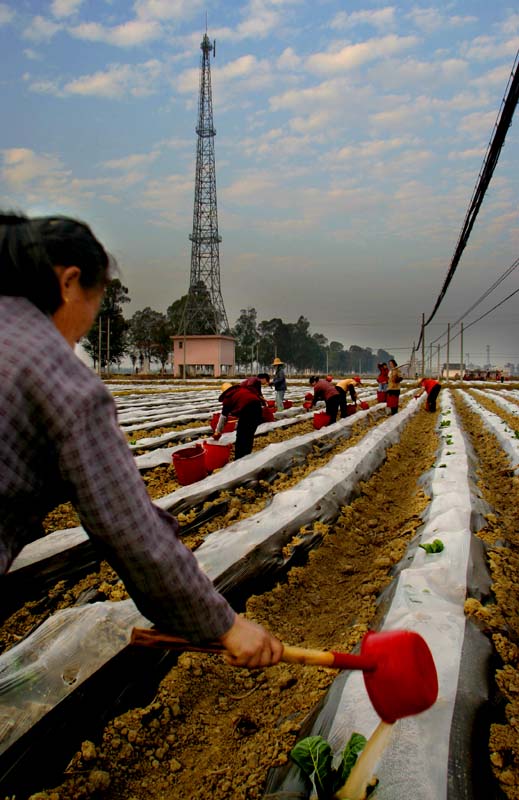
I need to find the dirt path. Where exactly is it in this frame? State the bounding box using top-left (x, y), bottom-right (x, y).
top-left (454, 390), bottom-right (519, 800)
top-left (23, 404), bottom-right (438, 800)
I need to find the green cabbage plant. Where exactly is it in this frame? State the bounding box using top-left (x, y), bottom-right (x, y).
top-left (291, 732), bottom-right (368, 799)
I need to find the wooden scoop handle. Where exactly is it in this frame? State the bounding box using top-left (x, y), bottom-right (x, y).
top-left (130, 628), bottom-right (375, 671)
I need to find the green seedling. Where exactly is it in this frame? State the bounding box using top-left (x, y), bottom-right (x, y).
top-left (419, 538), bottom-right (445, 554)
top-left (439, 464), bottom-right (447, 468)
top-left (129, 439), bottom-right (137, 445)
top-left (440, 420), bottom-right (451, 428)
top-left (291, 733), bottom-right (373, 800)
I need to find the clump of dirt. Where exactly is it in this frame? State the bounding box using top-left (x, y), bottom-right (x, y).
top-left (24, 405), bottom-right (438, 800)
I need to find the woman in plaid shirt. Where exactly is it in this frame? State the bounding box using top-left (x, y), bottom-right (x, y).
top-left (0, 213), bottom-right (282, 669)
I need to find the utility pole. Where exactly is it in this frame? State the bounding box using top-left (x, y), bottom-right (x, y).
top-left (106, 316), bottom-right (110, 378)
top-left (460, 322), bottom-right (463, 378)
top-left (429, 343), bottom-right (433, 375)
top-left (447, 322), bottom-right (451, 383)
top-left (98, 317), bottom-right (102, 376)
top-left (446, 323), bottom-right (450, 383)
top-left (421, 313), bottom-right (425, 377)
top-left (437, 345), bottom-right (441, 379)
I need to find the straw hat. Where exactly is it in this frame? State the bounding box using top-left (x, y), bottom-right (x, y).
top-left (272, 357), bottom-right (284, 366)
top-left (220, 382), bottom-right (232, 392)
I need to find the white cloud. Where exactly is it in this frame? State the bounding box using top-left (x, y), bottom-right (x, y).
top-left (447, 147), bottom-right (486, 161)
top-left (23, 15), bottom-right (62, 42)
top-left (23, 48), bottom-right (42, 61)
top-left (306, 34), bottom-right (419, 75)
top-left (28, 78), bottom-right (62, 95)
top-left (471, 64), bottom-right (512, 90)
top-left (62, 60), bottom-right (162, 98)
top-left (51, 0), bottom-right (83, 18)
top-left (179, 0), bottom-right (287, 45)
top-left (462, 35), bottom-right (519, 62)
top-left (499, 13), bottom-right (519, 35)
top-left (330, 7), bottom-right (396, 32)
top-left (102, 152), bottom-right (159, 170)
top-left (276, 47), bottom-right (300, 70)
top-left (0, 3), bottom-right (14, 26)
top-left (137, 173), bottom-right (194, 226)
top-left (70, 19), bottom-right (161, 47)
top-left (177, 53), bottom-right (274, 108)
top-left (1, 147), bottom-right (70, 191)
top-left (135, 0), bottom-right (203, 20)
top-left (367, 56), bottom-right (468, 90)
top-left (458, 109), bottom-right (499, 140)
top-left (407, 8), bottom-right (477, 33)
top-left (337, 137), bottom-right (419, 161)
top-left (222, 172), bottom-right (277, 204)
top-left (270, 79), bottom-right (343, 112)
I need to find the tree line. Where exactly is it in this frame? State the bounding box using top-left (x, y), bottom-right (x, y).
top-left (83, 280), bottom-right (394, 375)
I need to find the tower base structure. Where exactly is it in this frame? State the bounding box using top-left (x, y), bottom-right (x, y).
top-left (172, 335), bottom-right (235, 378)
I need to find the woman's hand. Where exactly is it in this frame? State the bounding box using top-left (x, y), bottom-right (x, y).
top-left (212, 431), bottom-right (222, 440)
top-left (218, 615), bottom-right (283, 668)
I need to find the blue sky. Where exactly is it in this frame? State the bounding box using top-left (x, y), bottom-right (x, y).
top-left (1, 1), bottom-right (519, 368)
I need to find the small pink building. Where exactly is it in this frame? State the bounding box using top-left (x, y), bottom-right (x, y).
top-left (172, 335), bottom-right (235, 378)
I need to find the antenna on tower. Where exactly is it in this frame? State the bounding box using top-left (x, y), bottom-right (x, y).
top-left (180, 31), bottom-right (229, 336)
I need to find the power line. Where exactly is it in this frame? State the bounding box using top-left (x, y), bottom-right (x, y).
top-left (428, 255), bottom-right (519, 345)
top-left (416, 49), bottom-right (519, 348)
top-left (432, 285), bottom-right (519, 356)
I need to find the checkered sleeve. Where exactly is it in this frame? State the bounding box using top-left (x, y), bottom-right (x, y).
top-left (57, 384), bottom-right (235, 642)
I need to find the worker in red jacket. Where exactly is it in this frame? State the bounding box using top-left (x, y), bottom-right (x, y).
top-left (309, 375), bottom-right (341, 424)
top-left (414, 378), bottom-right (441, 412)
top-left (240, 373), bottom-right (271, 405)
top-left (213, 382), bottom-right (263, 458)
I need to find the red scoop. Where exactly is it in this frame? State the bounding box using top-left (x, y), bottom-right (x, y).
top-left (130, 627), bottom-right (438, 723)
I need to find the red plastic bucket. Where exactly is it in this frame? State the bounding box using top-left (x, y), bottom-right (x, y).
top-left (305, 392), bottom-right (313, 401)
top-left (345, 404), bottom-right (357, 416)
top-left (172, 444), bottom-right (208, 485)
top-left (262, 407), bottom-right (275, 422)
top-left (376, 390), bottom-right (387, 403)
top-left (283, 400), bottom-right (293, 409)
top-left (302, 401), bottom-right (313, 410)
top-left (313, 412), bottom-right (330, 429)
top-left (202, 441), bottom-right (231, 471)
top-left (267, 399), bottom-right (276, 408)
top-left (210, 413), bottom-right (237, 432)
top-left (359, 401), bottom-right (369, 410)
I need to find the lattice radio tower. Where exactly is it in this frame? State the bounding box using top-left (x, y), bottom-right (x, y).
top-left (181, 32), bottom-right (229, 335)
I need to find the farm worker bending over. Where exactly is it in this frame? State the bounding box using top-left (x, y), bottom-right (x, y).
top-left (335, 376), bottom-right (362, 418)
top-left (414, 378), bottom-right (441, 412)
top-left (240, 372), bottom-right (271, 404)
top-left (271, 357), bottom-right (287, 411)
top-left (0, 213), bottom-right (282, 670)
top-left (309, 375), bottom-right (341, 424)
top-left (213, 381), bottom-right (263, 459)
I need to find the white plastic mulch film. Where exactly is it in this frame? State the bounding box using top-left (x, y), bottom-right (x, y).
top-left (0, 600), bottom-right (146, 755)
top-left (264, 389), bottom-right (493, 800)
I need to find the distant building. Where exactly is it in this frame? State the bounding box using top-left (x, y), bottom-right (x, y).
top-left (441, 362), bottom-right (464, 379)
top-left (172, 335), bottom-right (235, 378)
